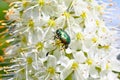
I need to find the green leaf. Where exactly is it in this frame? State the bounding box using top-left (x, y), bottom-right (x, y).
top-left (0, 0), bottom-right (9, 20)
top-left (0, 49), bottom-right (4, 55)
top-left (112, 70), bottom-right (120, 74)
top-left (0, 27), bottom-right (7, 33)
top-left (73, 16), bottom-right (80, 18)
top-left (0, 69), bottom-right (6, 74)
top-left (83, 52), bottom-right (88, 58)
top-left (112, 71), bottom-right (120, 79)
top-left (97, 44), bottom-right (103, 49)
top-left (65, 71), bottom-right (73, 80)
top-left (0, 62), bottom-right (15, 67)
top-left (118, 74), bottom-right (120, 79)
top-left (95, 66), bottom-right (101, 73)
top-left (63, 19), bottom-right (68, 30)
top-left (65, 53), bottom-right (73, 59)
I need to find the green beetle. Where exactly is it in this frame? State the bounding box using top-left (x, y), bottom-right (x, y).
top-left (46, 29), bottom-right (71, 56)
top-left (55, 28), bottom-right (71, 49)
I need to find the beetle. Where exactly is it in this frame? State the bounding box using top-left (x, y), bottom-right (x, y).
top-left (46, 29), bottom-right (71, 56)
top-left (55, 28), bottom-right (71, 49)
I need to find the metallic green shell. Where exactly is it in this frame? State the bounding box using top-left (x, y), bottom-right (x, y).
top-left (56, 29), bottom-right (71, 44)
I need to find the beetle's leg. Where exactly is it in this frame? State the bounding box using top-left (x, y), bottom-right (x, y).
top-left (46, 52), bottom-right (49, 56)
top-left (46, 47), bottom-right (57, 56)
top-left (65, 44), bottom-right (68, 49)
top-left (54, 35), bottom-right (58, 40)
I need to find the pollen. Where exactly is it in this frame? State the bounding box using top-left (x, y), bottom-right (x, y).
top-left (86, 58), bottom-right (93, 65)
top-left (92, 37), bottom-right (98, 43)
top-left (28, 19), bottom-right (34, 28)
top-left (106, 63), bottom-right (111, 70)
top-left (35, 42), bottom-right (44, 51)
top-left (76, 32), bottom-right (84, 40)
top-left (22, 1), bottom-right (29, 8)
top-left (63, 12), bottom-right (70, 18)
top-left (21, 36), bottom-right (27, 44)
top-left (96, 20), bottom-right (100, 26)
top-left (27, 57), bottom-right (33, 64)
top-left (55, 39), bottom-right (63, 48)
top-left (80, 12), bottom-right (87, 19)
top-left (72, 62), bottom-right (79, 70)
top-left (103, 45), bottom-right (110, 49)
top-left (38, 0), bottom-right (45, 6)
top-left (48, 19), bottom-right (56, 27)
top-left (47, 67), bottom-right (55, 75)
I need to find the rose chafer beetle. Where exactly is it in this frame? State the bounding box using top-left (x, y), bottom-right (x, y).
top-left (55, 28), bottom-right (71, 49)
top-left (46, 29), bottom-right (71, 56)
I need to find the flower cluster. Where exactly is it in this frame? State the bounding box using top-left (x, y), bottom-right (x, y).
top-left (5, 0), bottom-right (120, 80)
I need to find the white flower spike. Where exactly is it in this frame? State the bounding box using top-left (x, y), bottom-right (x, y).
top-left (4, 0), bottom-right (120, 80)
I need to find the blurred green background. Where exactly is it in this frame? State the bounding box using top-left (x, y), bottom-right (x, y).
top-left (0, 0), bottom-right (9, 20)
top-left (0, 1), bottom-right (15, 78)
top-left (0, 0), bottom-right (9, 56)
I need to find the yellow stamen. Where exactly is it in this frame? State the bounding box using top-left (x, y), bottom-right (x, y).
top-left (76, 32), bottom-right (84, 40)
top-left (86, 58), bottom-right (93, 65)
top-left (38, 0), bottom-right (45, 6)
top-left (80, 12), bottom-right (86, 19)
top-left (72, 62), bottom-right (79, 70)
top-left (63, 12), bottom-right (70, 18)
top-left (92, 37), bottom-right (97, 43)
top-left (21, 36), bottom-right (27, 44)
top-left (96, 20), bottom-right (100, 26)
top-left (27, 57), bottom-right (33, 64)
top-left (22, 1), bottom-right (29, 8)
top-left (28, 19), bottom-right (34, 28)
top-left (103, 45), bottom-right (110, 49)
top-left (35, 42), bottom-right (44, 51)
top-left (106, 61), bottom-right (111, 70)
top-left (48, 19), bottom-right (56, 27)
top-left (47, 67), bottom-right (55, 75)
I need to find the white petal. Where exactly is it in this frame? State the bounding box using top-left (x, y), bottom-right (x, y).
top-left (60, 60), bottom-right (74, 80)
top-left (47, 55), bottom-right (57, 67)
top-left (73, 51), bottom-right (86, 63)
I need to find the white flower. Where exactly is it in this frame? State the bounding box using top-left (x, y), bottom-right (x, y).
top-left (5, 0), bottom-right (120, 80)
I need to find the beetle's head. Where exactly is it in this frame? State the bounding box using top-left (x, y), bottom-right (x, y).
top-left (56, 29), bottom-right (62, 35)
